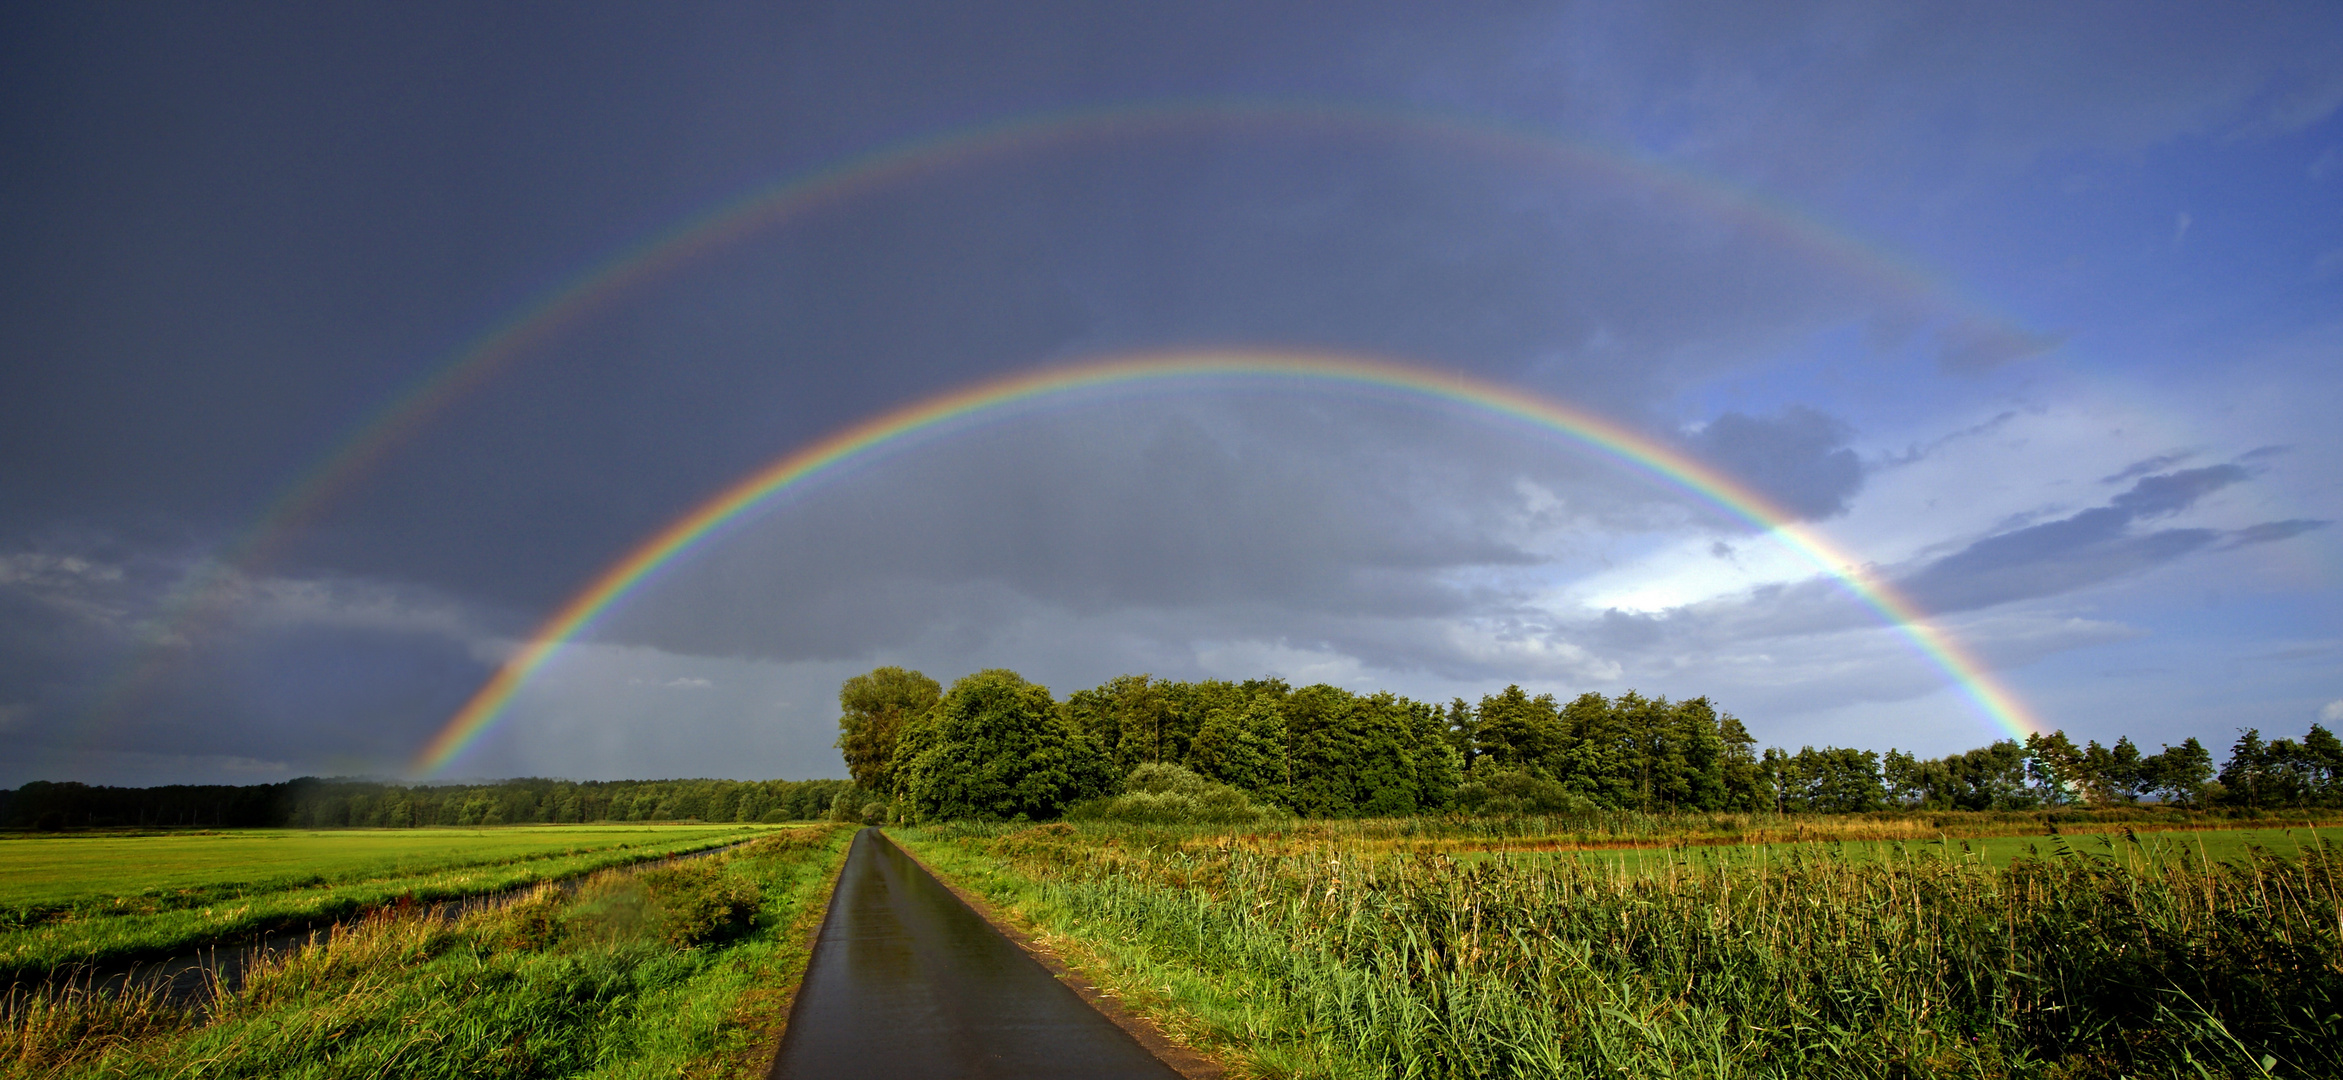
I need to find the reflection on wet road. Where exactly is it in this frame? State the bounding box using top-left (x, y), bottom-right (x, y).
top-left (769, 827), bottom-right (1182, 1079)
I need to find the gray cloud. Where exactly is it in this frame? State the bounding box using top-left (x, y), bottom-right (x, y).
top-left (0, 545), bottom-right (493, 784)
top-left (2102, 452), bottom-right (2198, 485)
top-left (1899, 466), bottom-right (2256, 612)
top-left (1685, 406), bottom-right (1864, 519)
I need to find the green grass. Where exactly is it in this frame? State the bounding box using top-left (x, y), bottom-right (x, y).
top-left (898, 820), bottom-right (2343, 1080)
top-left (4, 824), bottom-right (856, 1079)
top-left (0, 824), bottom-right (784, 980)
top-left (0, 825), bottom-right (767, 910)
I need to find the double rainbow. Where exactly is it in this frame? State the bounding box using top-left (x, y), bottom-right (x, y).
top-left (413, 350), bottom-right (2042, 775)
top-left (76, 100), bottom-right (2051, 769)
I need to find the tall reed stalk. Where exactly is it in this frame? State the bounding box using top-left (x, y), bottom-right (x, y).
top-left (954, 827), bottom-right (2343, 1078)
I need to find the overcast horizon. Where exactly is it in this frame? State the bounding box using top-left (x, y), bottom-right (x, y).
top-left (4, 2), bottom-right (2339, 787)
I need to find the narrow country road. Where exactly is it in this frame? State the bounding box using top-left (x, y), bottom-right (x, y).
top-left (769, 827), bottom-right (1185, 1080)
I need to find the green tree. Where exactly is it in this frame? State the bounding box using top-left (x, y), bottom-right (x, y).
top-left (1718, 711), bottom-right (1763, 810)
top-left (2142, 737), bottom-right (2214, 806)
top-left (1473, 685), bottom-right (1558, 774)
top-left (2024, 730), bottom-right (2087, 806)
top-left (2218, 729), bottom-right (2269, 809)
top-left (895, 669), bottom-right (1115, 821)
top-left (1188, 695), bottom-right (1289, 801)
top-left (835, 666), bottom-right (941, 796)
top-left (1555, 692), bottom-right (1636, 807)
top-left (1444, 697), bottom-right (1478, 773)
top-left (1662, 696), bottom-right (1728, 810)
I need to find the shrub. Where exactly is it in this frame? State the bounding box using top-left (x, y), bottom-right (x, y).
top-left (1067, 763), bottom-right (1284, 825)
top-left (637, 862), bottom-right (762, 946)
top-left (569, 861), bottom-right (762, 947)
top-left (1452, 768), bottom-right (1599, 816)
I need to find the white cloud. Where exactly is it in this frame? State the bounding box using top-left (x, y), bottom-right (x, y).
top-left (2322, 700), bottom-right (2343, 723)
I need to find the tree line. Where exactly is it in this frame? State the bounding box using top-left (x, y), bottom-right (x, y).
top-left (6, 690), bottom-right (2330, 830)
top-left (840, 665), bottom-right (2343, 819)
top-left (0, 776), bottom-right (854, 831)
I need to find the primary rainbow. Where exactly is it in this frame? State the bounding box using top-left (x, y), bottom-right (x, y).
top-left (413, 350), bottom-right (2044, 775)
top-left (84, 99), bottom-right (2048, 759)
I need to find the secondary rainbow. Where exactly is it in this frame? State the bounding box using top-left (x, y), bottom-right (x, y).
top-left (413, 350), bottom-right (2044, 775)
top-left (93, 99), bottom-right (2050, 741)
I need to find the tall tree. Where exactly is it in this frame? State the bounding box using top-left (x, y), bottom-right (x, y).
top-left (2218, 729), bottom-right (2269, 809)
top-left (1556, 692), bottom-right (1635, 807)
top-left (895, 669), bottom-right (1114, 821)
top-left (1718, 711), bottom-right (1763, 810)
top-left (2142, 737), bottom-right (2214, 806)
top-left (834, 666), bottom-right (941, 796)
top-left (1473, 685), bottom-right (1558, 774)
top-left (1189, 694), bottom-right (1288, 800)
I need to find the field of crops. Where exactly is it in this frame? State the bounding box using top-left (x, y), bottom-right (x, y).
top-left (4, 824), bottom-right (856, 1078)
top-left (0, 823), bottom-right (779, 980)
top-left (898, 818), bottom-right (2343, 1080)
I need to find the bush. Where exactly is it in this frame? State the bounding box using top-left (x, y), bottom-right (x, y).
top-left (1452, 768), bottom-right (1599, 816)
top-left (571, 861), bottom-right (762, 947)
top-left (1067, 764), bottom-right (1284, 825)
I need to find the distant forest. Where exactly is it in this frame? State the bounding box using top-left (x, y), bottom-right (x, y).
top-left (0, 776), bottom-right (852, 831)
top-left (841, 667), bottom-right (2343, 820)
top-left (6, 668), bottom-right (2337, 829)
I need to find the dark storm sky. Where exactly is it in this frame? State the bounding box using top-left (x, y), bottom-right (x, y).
top-left (4, 2), bottom-right (2339, 784)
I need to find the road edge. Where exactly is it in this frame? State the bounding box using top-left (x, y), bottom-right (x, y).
top-left (882, 830), bottom-right (1228, 1080)
top-left (737, 824), bottom-right (858, 1077)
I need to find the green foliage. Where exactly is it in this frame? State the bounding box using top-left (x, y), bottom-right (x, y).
top-left (2219, 725), bottom-right (2343, 808)
top-left (1067, 764), bottom-right (1285, 825)
top-left (909, 824), bottom-right (2343, 1079)
top-left (1, 826), bottom-right (854, 1078)
top-left (897, 669), bottom-right (1117, 821)
top-left (835, 665), bottom-right (941, 796)
top-left (1450, 769), bottom-right (1596, 816)
top-left (1187, 696), bottom-right (1289, 796)
top-left (1763, 744), bottom-right (1887, 813)
top-left (635, 861), bottom-right (764, 946)
top-left (837, 669), bottom-right (2343, 822)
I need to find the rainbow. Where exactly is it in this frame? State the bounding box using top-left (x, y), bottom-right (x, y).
top-left (414, 350), bottom-right (2044, 775)
top-left (88, 99), bottom-right (2049, 739)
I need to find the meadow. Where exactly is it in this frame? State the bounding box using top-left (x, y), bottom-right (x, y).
top-left (3, 824), bottom-right (855, 1079)
top-left (1, 824), bottom-right (774, 981)
top-left (896, 814), bottom-right (2343, 1080)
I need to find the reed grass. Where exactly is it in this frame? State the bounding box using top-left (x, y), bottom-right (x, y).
top-left (901, 822), bottom-right (2343, 1079)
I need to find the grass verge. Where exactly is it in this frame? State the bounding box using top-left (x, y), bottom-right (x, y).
top-left (2, 823), bottom-right (853, 1079)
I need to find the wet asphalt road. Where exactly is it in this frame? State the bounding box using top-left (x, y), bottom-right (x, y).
top-left (769, 827), bottom-right (1183, 1080)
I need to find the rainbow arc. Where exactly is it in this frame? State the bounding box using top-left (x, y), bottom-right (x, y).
top-left (414, 350), bottom-right (2042, 775)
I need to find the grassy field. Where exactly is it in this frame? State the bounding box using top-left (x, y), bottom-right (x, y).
top-left (897, 816), bottom-right (2343, 1080)
top-left (3, 824), bottom-right (856, 1078)
top-left (0, 824), bottom-right (778, 981)
top-left (0, 825), bottom-right (768, 910)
